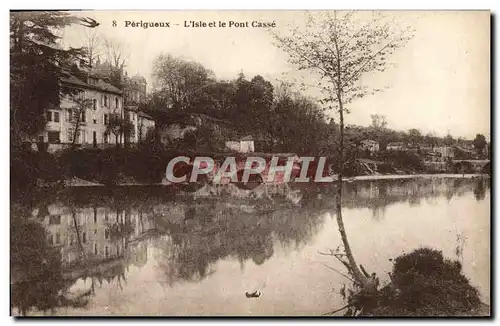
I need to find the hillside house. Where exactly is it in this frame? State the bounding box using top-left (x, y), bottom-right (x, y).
top-left (158, 113), bottom-right (234, 147)
top-left (225, 135), bottom-right (255, 153)
top-left (39, 73), bottom-right (124, 151)
top-left (360, 139), bottom-right (380, 153)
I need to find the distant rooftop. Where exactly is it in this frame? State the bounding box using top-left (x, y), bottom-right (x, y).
top-left (61, 73), bottom-right (122, 95)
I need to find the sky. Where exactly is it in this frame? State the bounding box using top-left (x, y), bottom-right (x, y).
top-left (61, 10), bottom-right (490, 140)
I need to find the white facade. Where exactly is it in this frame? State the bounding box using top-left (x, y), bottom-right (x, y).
top-left (225, 139), bottom-right (255, 153)
top-left (40, 75), bottom-right (124, 148)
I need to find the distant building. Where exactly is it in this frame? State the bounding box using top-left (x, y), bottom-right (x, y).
top-left (434, 146), bottom-right (454, 159)
top-left (93, 60), bottom-right (155, 146)
top-left (123, 73), bottom-right (151, 144)
top-left (158, 113), bottom-right (234, 147)
top-left (457, 140), bottom-right (475, 151)
top-left (225, 135), bottom-right (255, 153)
top-left (137, 111), bottom-right (156, 143)
top-left (360, 139), bottom-right (380, 153)
top-left (386, 142), bottom-right (404, 151)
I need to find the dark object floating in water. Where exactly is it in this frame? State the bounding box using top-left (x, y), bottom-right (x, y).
top-left (245, 291), bottom-right (261, 298)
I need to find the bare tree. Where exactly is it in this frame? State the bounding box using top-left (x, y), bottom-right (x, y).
top-left (274, 11), bottom-right (413, 290)
top-left (105, 113), bottom-right (134, 148)
top-left (370, 114), bottom-right (388, 130)
top-left (81, 28), bottom-right (101, 68)
top-left (103, 38), bottom-right (127, 68)
top-left (99, 37), bottom-right (130, 91)
top-left (68, 96), bottom-right (93, 148)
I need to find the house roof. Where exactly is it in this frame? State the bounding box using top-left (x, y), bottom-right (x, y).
top-left (138, 111), bottom-right (154, 120)
top-left (61, 74), bottom-right (122, 95)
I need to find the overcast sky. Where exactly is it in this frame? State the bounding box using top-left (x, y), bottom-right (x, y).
top-left (61, 10), bottom-right (490, 140)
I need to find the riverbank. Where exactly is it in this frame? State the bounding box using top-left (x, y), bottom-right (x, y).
top-left (43, 173), bottom-right (490, 188)
top-left (11, 146), bottom-right (490, 194)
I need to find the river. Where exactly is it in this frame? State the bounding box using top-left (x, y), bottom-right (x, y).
top-left (10, 176), bottom-right (490, 316)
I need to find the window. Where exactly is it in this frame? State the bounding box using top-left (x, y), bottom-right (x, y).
top-left (115, 97), bottom-right (119, 109)
top-left (49, 215), bottom-right (61, 225)
top-left (104, 95), bottom-right (108, 107)
top-left (55, 233), bottom-right (60, 245)
top-left (104, 114), bottom-right (109, 125)
top-left (54, 112), bottom-right (60, 123)
top-left (82, 232), bottom-right (87, 244)
top-left (105, 246), bottom-right (109, 258)
top-left (81, 131), bottom-right (86, 143)
top-left (93, 208), bottom-right (97, 223)
top-left (94, 243), bottom-right (98, 255)
top-left (103, 132), bottom-right (108, 144)
top-left (46, 111), bottom-right (52, 122)
top-left (81, 111), bottom-right (86, 123)
top-left (67, 129), bottom-right (74, 143)
top-left (105, 229), bottom-right (109, 239)
top-left (70, 235), bottom-right (74, 245)
top-left (93, 119), bottom-right (97, 124)
top-left (93, 99), bottom-right (97, 110)
top-left (47, 131), bottom-right (60, 144)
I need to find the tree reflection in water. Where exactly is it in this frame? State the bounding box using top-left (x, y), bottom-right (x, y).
top-left (11, 205), bottom-right (90, 315)
top-left (473, 178), bottom-right (489, 201)
top-left (10, 177), bottom-right (489, 314)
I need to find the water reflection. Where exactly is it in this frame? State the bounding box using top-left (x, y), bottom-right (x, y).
top-left (11, 176), bottom-right (490, 315)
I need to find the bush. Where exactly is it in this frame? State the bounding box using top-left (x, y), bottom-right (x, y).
top-left (375, 150), bottom-right (425, 172)
top-left (11, 149), bottom-right (63, 195)
top-left (371, 247), bottom-right (481, 316)
top-left (57, 147), bottom-right (182, 185)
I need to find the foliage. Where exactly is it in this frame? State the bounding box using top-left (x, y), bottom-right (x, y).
top-left (151, 53), bottom-right (214, 113)
top-left (10, 11), bottom-right (92, 145)
top-left (473, 134), bottom-right (487, 154)
top-left (172, 125), bottom-right (226, 153)
top-left (374, 150), bottom-right (425, 171)
top-left (11, 218), bottom-right (88, 315)
top-left (408, 128), bottom-right (422, 147)
top-left (370, 248), bottom-right (481, 316)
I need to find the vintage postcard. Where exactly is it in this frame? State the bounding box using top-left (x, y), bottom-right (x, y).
top-left (10, 10), bottom-right (490, 317)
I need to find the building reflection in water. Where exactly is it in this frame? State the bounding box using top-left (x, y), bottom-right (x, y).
top-left (11, 177), bottom-right (489, 315)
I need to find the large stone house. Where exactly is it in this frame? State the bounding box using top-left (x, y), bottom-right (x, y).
top-left (40, 72), bottom-right (124, 151)
top-left (38, 60), bottom-right (155, 151)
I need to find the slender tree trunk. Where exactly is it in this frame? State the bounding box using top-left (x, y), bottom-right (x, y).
top-left (332, 27), bottom-right (370, 288)
top-left (336, 97), bottom-right (368, 287)
top-left (71, 209), bottom-right (87, 260)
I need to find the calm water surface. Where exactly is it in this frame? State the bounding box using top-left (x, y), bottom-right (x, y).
top-left (11, 177), bottom-right (490, 316)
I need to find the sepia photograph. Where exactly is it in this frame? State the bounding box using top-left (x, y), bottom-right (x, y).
top-left (9, 10), bottom-right (491, 317)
